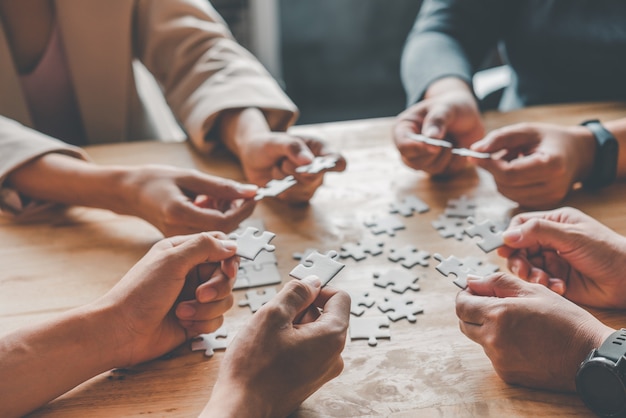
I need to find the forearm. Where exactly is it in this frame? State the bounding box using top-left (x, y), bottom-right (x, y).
top-left (217, 108), bottom-right (271, 159)
top-left (0, 304), bottom-right (122, 417)
top-left (5, 153), bottom-right (130, 214)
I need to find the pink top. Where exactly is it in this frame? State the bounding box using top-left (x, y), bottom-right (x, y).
top-left (19, 22), bottom-right (86, 145)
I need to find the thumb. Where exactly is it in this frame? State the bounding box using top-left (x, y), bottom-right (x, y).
top-left (466, 273), bottom-right (529, 298)
top-left (421, 106), bottom-right (450, 139)
top-left (165, 232), bottom-right (238, 268)
top-left (502, 218), bottom-right (574, 253)
top-left (264, 277), bottom-right (321, 322)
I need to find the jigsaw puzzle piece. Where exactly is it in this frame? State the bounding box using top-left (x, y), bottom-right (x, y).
top-left (389, 195), bottom-right (430, 217)
top-left (346, 289), bottom-right (376, 316)
top-left (378, 295), bottom-right (424, 323)
top-left (432, 214), bottom-right (468, 240)
top-left (233, 261), bottom-right (281, 290)
top-left (295, 155), bottom-right (339, 174)
top-left (388, 245), bottom-right (430, 268)
top-left (191, 327), bottom-right (229, 357)
top-left (364, 215), bottom-right (406, 237)
top-left (373, 269), bottom-right (420, 294)
top-left (255, 176), bottom-right (297, 201)
top-left (349, 316), bottom-right (391, 347)
top-left (289, 250), bottom-right (345, 287)
top-left (433, 253), bottom-right (473, 289)
top-left (461, 256), bottom-right (499, 277)
top-left (229, 226), bottom-right (276, 260)
top-left (238, 287), bottom-right (277, 313)
top-left (340, 238), bottom-right (384, 261)
top-left (444, 195), bottom-right (476, 218)
top-left (465, 217), bottom-right (505, 253)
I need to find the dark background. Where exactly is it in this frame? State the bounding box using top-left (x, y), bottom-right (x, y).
top-left (212, 0), bottom-right (423, 124)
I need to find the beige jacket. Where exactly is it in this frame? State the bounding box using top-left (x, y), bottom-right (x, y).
top-left (0, 0), bottom-right (297, 214)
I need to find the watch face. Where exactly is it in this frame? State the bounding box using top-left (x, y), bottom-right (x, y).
top-left (578, 361), bottom-right (626, 415)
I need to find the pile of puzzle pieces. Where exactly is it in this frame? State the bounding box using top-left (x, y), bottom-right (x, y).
top-left (191, 192), bottom-right (508, 354)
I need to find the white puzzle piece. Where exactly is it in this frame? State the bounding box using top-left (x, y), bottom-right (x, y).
top-left (255, 176), bottom-right (297, 201)
top-left (289, 250), bottom-right (345, 287)
top-left (389, 195), bottom-right (430, 217)
top-left (432, 215), bottom-right (468, 240)
top-left (229, 226), bottom-right (276, 261)
top-left (238, 287), bottom-right (277, 313)
top-left (373, 269), bottom-right (421, 294)
top-left (364, 215), bottom-right (406, 237)
top-left (378, 295), bottom-right (424, 323)
top-left (465, 217), bottom-right (505, 253)
top-left (340, 238), bottom-right (384, 261)
top-left (191, 327), bottom-right (229, 357)
top-left (295, 155), bottom-right (339, 174)
top-left (434, 253), bottom-right (475, 289)
top-left (349, 316), bottom-right (391, 347)
top-left (444, 195), bottom-right (476, 218)
top-left (347, 289), bottom-right (376, 316)
top-left (388, 245), bottom-right (430, 268)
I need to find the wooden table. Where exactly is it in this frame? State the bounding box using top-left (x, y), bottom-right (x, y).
top-left (2, 102), bottom-right (626, 417)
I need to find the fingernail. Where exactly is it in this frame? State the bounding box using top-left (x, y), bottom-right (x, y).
top-left (237, 183), bottom-right (258, 193)
top-left (302, 275), bottom-right (321, 288)
top-left (199, 287), bottom-right (218, 302)
top-left (177, 303), bottom-right (196, 318)
top-left (503, 228), bottom-right (522, 243)
top-left (220, 240), bottom-right (237, 251)
top-left (424, 126), bottom-right (440, 138)
top-left (466, 274), bottom-right (484, 282)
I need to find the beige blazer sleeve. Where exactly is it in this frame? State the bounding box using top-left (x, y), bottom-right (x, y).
top-left (0, 116), bottom-right (87, 215)
top-left (134, 0), bottom-right (299, 154)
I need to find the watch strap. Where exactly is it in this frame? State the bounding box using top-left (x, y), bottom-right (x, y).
top-left (598, 329), bottom-right (626, 364)
top-left (581, 119), bottom-right (619, 189)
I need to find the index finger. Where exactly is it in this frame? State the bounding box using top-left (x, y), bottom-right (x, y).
top-left (476, 153), bottom-right (555, 186)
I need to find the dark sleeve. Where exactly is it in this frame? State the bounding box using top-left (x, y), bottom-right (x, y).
top-left (401, 0), bottom-right (509, 106)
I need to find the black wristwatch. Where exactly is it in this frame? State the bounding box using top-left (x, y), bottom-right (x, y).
top-left (580, 119), bottom-right (619, 190)
top-left (576, 329), bottom-right (626, 417)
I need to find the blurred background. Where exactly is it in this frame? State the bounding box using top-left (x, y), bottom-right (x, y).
top-left (212, 0), bottom-right (423, 124)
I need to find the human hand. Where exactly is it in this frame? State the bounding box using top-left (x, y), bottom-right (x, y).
top-left (237, 131), bottom-right (347, 203)
top-left (456, 273), bottom-right (614, 391)
top-left (393, 78), bottom-right (484, 176)
top-left (497, 207), bottom-right (626, 309)
top-left (93, 232), bottom-right (239, 367)
top-left (471, 123), bottom-right (596, 208)
top-left (117, 165), bottom-right (257, 236)
top-left (204, 277), bottom-right (350, 418)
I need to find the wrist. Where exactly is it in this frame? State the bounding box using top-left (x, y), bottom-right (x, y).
top-left (217, 108), bottom-right (271, 159)
top-left (567, 125), bottom-right (597, 183)
top-left (203, 382), bottom-right (272, 418)
top-left (424, 76), bottom-right (475, 100)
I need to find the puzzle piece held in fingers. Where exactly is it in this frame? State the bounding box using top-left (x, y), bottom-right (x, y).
top-left (229, 226), bottom-right (276, 260)
top-left (465, 217), bottom-right (505, 253)
top-left (433, 253), bottom-right (475, 289)
top-left (255, 176), bottom-right (297, 200)
top-left (289, 250), bottom-right (345, 287)
top-left (295, 155), bottom-right (339, 174)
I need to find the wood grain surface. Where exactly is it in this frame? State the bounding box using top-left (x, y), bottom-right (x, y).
top-left (2, 102), bottom-right (626, 417)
